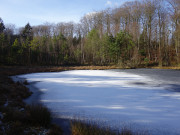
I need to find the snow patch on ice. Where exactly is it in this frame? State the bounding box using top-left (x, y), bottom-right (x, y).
top-left (19, 70), bottom-right (162, 89)
top-left (18, 70), bottom-right (180, 135)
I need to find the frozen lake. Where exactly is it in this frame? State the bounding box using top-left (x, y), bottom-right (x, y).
top-left (18, 69), bottom-right (180, 135)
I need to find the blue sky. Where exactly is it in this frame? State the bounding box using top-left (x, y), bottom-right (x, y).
top-left (0, 0), bottom-right (131, 27)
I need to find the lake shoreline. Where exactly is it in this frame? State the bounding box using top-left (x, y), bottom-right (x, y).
top-left (1, 66), bottom-right (180, 135)
top-left (12, 75), bottom-right (72, 135)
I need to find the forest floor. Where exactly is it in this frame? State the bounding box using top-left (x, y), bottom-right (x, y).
top-left (0, 65), bottom-right (179, 135)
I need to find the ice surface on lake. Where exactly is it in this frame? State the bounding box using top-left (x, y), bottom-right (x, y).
top-left (19, 70), bottom-right (180, 135)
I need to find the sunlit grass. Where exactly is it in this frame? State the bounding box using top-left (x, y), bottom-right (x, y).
top-left (70, 120), bottom-right (148, 135)
top-left (152, 66), bottom-right (180, 70)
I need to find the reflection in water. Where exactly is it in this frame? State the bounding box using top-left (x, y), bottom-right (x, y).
top-left (19, 70), bottom-right (180, 135)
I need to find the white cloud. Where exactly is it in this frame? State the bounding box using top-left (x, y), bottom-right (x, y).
top-left (105, 1), bottom-right (112, 7)
top-left (85, 11), bottom-right (99, 19)
top-left (105, 0), bottom-right (120, 8)
top-left (86, 12), bottom-right (98, 16)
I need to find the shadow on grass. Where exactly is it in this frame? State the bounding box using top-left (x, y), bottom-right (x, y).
top-left (26, 103), bottom-right (51, 127)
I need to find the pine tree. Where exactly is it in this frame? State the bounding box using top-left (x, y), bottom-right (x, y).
top-left (0, 18), bottom-right (5, 33)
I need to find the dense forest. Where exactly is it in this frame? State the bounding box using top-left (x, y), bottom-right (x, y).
top-left (0, 0), bottom-right (179, 67)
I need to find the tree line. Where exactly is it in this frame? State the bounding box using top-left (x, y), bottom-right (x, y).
top-left (0, 0), bottom-right (179, 67)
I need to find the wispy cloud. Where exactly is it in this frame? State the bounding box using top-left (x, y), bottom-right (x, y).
top-left (105, 0), bottom-right (120, 8)
top-left (106, 1), bottom-right (112, 6)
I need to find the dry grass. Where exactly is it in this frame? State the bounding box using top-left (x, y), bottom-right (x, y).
top-left (0, 66), bottom-right (120, 76)
top-left (151, 66), bottom-right (180, 70)
top-left (26, 104), bottom-right (51, 127)
top-left (1, 65), bottom-right (179, 77)
top-left (71, 120), bottom-right (148, 135)
top-left (71, 120), bottom-right (117, 135)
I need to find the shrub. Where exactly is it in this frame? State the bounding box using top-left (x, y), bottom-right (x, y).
top-left (48, 124), bottom-right (63, 135)
top-left (26, 104), bottom-right (51, 127)
top-left (144, 58), bottom-right (149, 66)
top-left (23, 80), bottom-right (29, 85)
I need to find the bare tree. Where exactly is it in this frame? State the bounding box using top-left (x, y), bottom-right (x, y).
top-left (167, 0), bottom-right (180, 64)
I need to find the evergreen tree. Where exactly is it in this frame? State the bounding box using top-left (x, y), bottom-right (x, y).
top-left (0, 18), bottom-right (5, 33)
top-left (22, 23), bottom-right (33, 40)
top-left (115, 31), bottom-right (135, 63)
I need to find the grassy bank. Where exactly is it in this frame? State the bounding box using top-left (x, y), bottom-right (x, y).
top-left (150, 66), bottom-right (180, 70)
top-left (0, 67), bottom-right (64, 134)
top-left (0, 66), bottom-right (120, 76)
